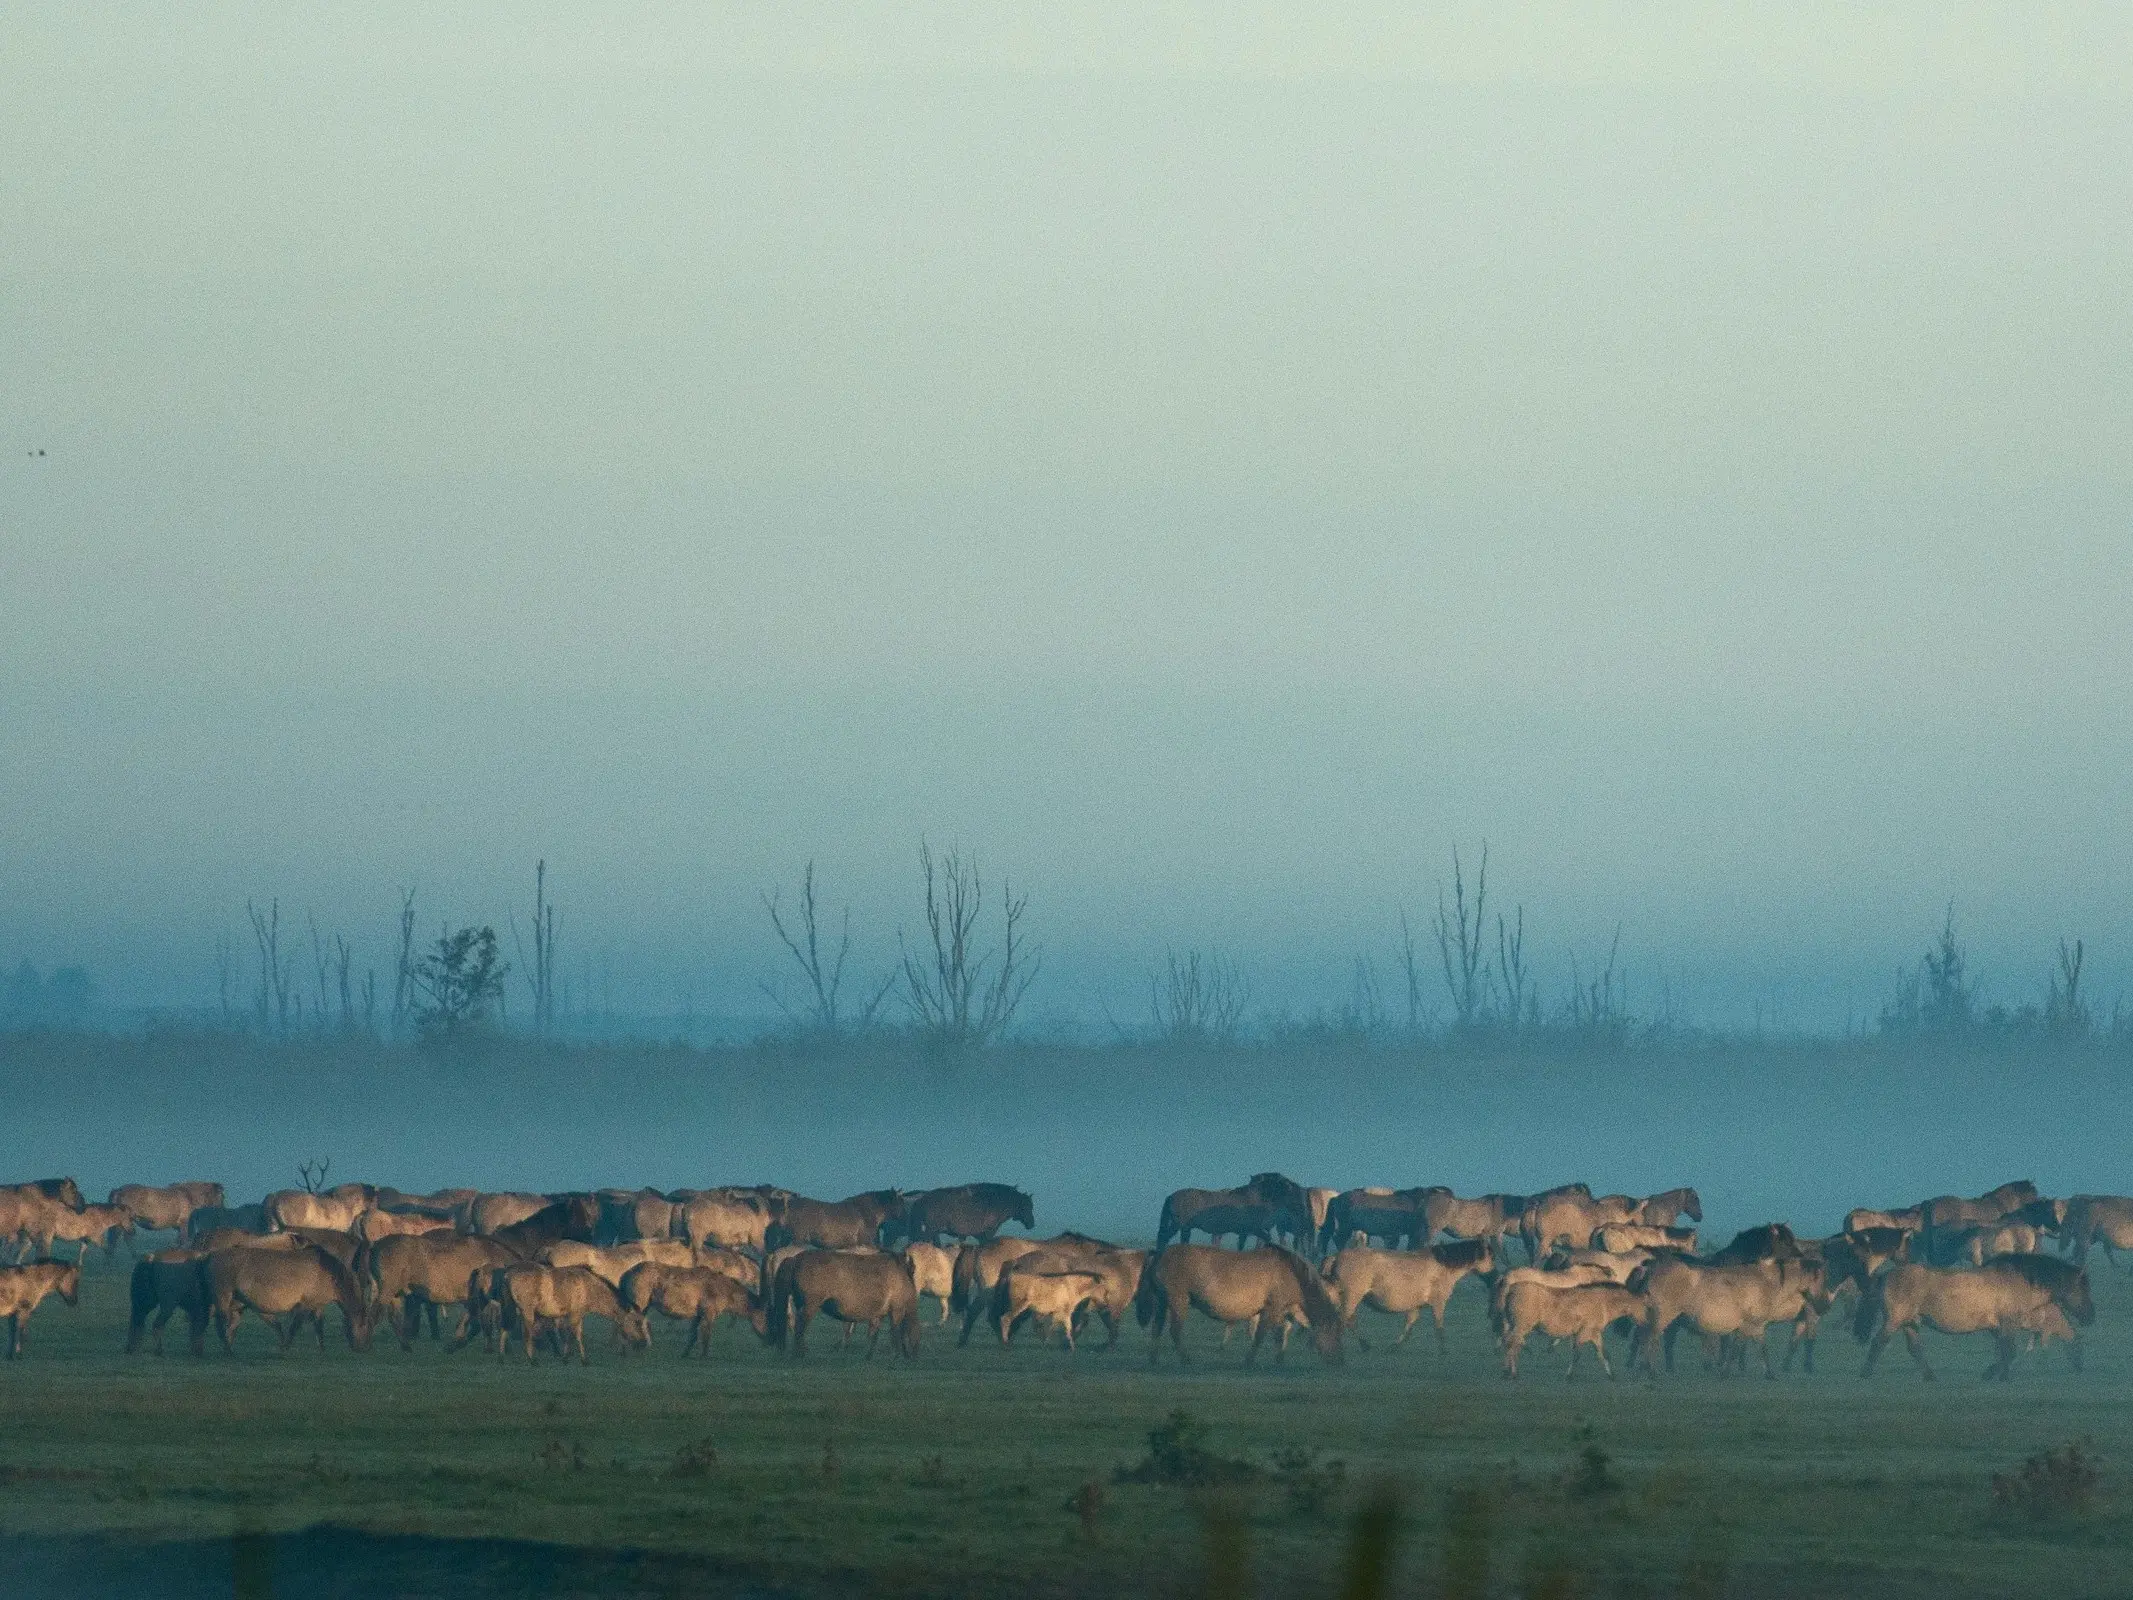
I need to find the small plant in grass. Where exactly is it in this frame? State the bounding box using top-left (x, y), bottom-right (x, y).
top-left (1113, 1410), bottom-right (1259, 1487)
top-left (1066, 1478), bottom-right (1106, 1542)
top-left (1992, 1440), bottom-right (2100, 1519)
top-left (911, 1454), bottom-right (956, 1489)
top-left (1270, 1445), bottom-right (1347, 1520)
top-left (536, 1438), bottom-right (586, 1471)
top-left (1566, 1419), bottom-right (1620, 1498)
top-left (667, 1439), bottom-right (719, 1479)
top-left (820, 1439), bottom-right (841, 1485)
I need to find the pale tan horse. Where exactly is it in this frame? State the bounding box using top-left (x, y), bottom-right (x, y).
top-left (470, 1192), bottom-right (554, 1235)
top-left (1844, 1206), bottom-right (1923, 1236)
top-left (1521, 1192), bottom-right (1640, 1257)
top-left (1422, 1192), bottom-right (1525, 1249)
top-left (29, 1200), bottom-right (134, 1262)
top-left (953, 1236), bottom-right (1047, 1343)
top-left (353, 1209), bottom-right (456, 1246)
top-left (1321, 1239), bottom-right (1494, 1353)
top-left (618, 1263), bottom-right (764, 1354)
top-left (539, 1239), bottom-right (697, 1287)
top-left (1138, 1245), bottom-right (1342, 1366)
top-left (0, 1260), bottom-right (81, 1356)
top-left (900, 1242), bottom-right (958, 1324)
top-left (263, 1188), bottom-right (369, 1234)
top-left (990, 1245), bottom-right (1146, 1348)
top-left (110, 1182), bottom-right (224, 1238)
top-left (1500, 1282), bottom-right (1649, 1378)
top-left (1000, 1270), bottom-right (1104, 1350)
top-left (1594, 1223), bottom-right (1696, 1254)
top-left (206, 1245), bottom-right (372, 1353)
top-left (1636, 1256), bottom-right (1830, 1377)
top-left (676, 1189), bottom-right (777, 1254)
top-left (1857, 1254), bottom-right (2094, 1380)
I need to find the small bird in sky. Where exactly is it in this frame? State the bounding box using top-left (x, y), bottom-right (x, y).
top-left (27, 448), bottom-right (45, 457)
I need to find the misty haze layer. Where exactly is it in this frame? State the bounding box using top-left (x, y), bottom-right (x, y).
top-left (3, 7), bottom-right (2130, 1028)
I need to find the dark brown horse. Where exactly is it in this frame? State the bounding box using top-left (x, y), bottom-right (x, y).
top-left (771, 1190), bottom-right (908, 1251)
top-left (901, 1184), bottom-right (1035, 1244)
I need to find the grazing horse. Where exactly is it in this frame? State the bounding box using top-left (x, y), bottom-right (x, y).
top-left (0, 1260), bottom-right (80, 1356)
top-left (902, 1184), bottom-right (1036, 1244)
top-left (771, 1190), bottom-right (907, 1251)
top-left (619, 1264), bottom-right (765, 1354)
top-left (1321, 1239), bottom-right (1495, 1353)
top-left (496, 1264), bottom-right (646, 1363)
top-left (1137, 1245), bottom-right (1342, 1366)
top-left (1857, 1254), bottom-right (2094, 1381)
top-left (1501, 1282), bottom-right (1648, 1378)
top-left (768, 1249), bottom-right (921, 1358)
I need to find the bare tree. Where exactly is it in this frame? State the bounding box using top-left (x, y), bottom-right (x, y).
top-left (1150, 948), bottom-right (1251, 1046)
top-left (2047, 937), bottom-right (2091, 1039)
top-left (390, 889), bottom-right (417, 1041)
top-left (1397, 912), bottom-right (1430, 1034)
top-left (510, 860), bottom-right (560, 1039)
top-left (761, 860), bottom-right (893, 1035)
top-left (1493, 905), bottom-right (1532, 1030)
top-left (248, 899), bottom-right (297, 1036)
top-left (898, 843), bottom-right (1040, 1051)
top-left (1563, 924), bottom-right (1629, 1045)
top-left (297, 1157), bottom-right (331, 1195)
top-left (1434, 845), bottom-right (1489, 1030)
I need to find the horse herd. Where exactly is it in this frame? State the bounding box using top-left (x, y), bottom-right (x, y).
top-left (0, 1171), bottom-right (2122, 1382)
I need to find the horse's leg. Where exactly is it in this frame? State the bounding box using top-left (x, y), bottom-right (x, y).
top-left (1565, 1336), bottom-right (1582, 1380)
top-left (1394, 1310), bottom-right (1421, 1348)
top-left (1662, 1321), bottom-right (1679, 1373)
top-left (1502, 1328), bottom-right (1522, 1379)
top-left (1901, 1325), bottom-right (1934, 1380)
top-left (1061, 1312), bottom-right (1077, 1353)
top-left (866, 1318), bottom-right (883, 1359)
top-left (1433, 1301), bottom-right (1451, 1356)
top-left (572, 1314), bottom-right (589, 1365)
top-left (1594, 1330), bottom-right (1615, 1380)
top-left (1170, 1308), bottom-right (1190, 1365)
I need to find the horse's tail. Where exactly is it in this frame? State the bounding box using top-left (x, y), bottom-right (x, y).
top-left (765, 1261), bottom-right (792, 1348)
top-left (1134, 1249), bottom-right (1168, 1330)
top-left (1852, 1272), bottom-right (1886, 1345)
top-left (1154, 1197), bottom-right (1179, 1250)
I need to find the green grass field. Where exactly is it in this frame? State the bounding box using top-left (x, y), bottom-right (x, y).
top-left (3, 1253), bottom-right (2130, 1598)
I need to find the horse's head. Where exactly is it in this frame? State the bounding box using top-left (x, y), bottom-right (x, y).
top-left (1682, 1189), bottom-right (1704, 1222)
top-left (1012, 1190), bottom-right (1036, 1230)
top-left (2064, 1270), bottom-right (2098, 1328)
top-left (57, 1263), bottom-right (81, 1306)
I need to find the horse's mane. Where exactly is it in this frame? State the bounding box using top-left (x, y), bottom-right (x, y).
top-left (1270, 1246), bottom-right (1338, 1323)
top-left (1432, 1237), bottom-right (1490, 1269)
top-left (1989, 1252), bottom-right (2084, 1296)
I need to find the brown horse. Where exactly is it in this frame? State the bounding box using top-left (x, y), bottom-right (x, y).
top-left (206, 1246), bottom-right (372, 1353)
top-left (1918, 1181), bottom-right (2039, 1258)
top-left (1322, 1240), bottom-right (1495, 1353)
top-left (1422, 1192), bottom-right (1525, 1250)
top-left (1858, 1254), bottom-right (2093, 1381)
top-left (901, 1184), bottom-right (1036, 1244)
top-left (1318, 1188), bottom-right (1437, 1254)
top-left (1521, 1192), bottom-right (1640, 1258)
top-left (1138, 1245), bottom-right (1342, 1366)
top-left (0, 1260), bottom-right (80, 1356)
top-left (772, 1190), bottom-right (907, 1251)
top-left (28, 1200), bottom-right (134, 1262)
top-left (676, 1189), bottom-right (778, 1254)
top-left (368, 1232), bottom-right (521, 1349)
top-left (539, 1239), bottom-right (698, 1287)
top-left (2061, 1195), bottom-right (2133, 1267)
top-left (769, 1249), bottom-right (921, 1358)
top-left (490, 1195), bottom-right (601, 1256)
top-left (1162, 1175), bottom-right (1311, 1250)
top-left (618, 1264), bottom-right (765, 1354)
top-left (953, 1236), bottom-right (1048, 1343)
top-left (999, 1270), bottom-right (1103, 1350)
top-left (469, 1192), bottom-right (554, 1235)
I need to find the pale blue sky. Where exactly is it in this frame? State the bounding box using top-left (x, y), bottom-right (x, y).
top-left (4, 6), bottom-right (2129, 1025)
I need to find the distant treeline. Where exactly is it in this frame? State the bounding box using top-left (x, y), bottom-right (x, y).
top-left (4, 849), bottom-right (2125, 1056)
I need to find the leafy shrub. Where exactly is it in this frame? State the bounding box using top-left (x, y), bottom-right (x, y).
top-left (1992, 1440), bottom-right (2100, 1519)
top-left (1271, 1445), bottom-right (1347, 1519)
top-left (1114, 1410), bottom-right (1259, 1487)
